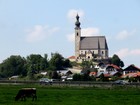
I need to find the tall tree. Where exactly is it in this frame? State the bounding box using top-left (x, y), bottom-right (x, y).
top-left (26, 54), bottom-right (49, 79)
top-left (111, 54), bottom-right (124, 68)
top-left (49, 53), bottom-right (64, 70)
top-left (51, 71), bottom-right (61, 79)
top-left (26, 54), bottom-right (48, 73)
top-left (63, 59), bottom-right (72, 68)
top-left (0, 55), bottom-right (26, 77)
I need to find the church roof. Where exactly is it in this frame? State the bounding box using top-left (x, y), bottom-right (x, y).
top-left (80, 36), bottom-right (108, 50)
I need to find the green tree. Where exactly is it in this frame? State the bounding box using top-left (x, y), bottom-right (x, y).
top-left (81, 61), bottom-right (92, 69)
top-left (73, 74), bottom-right (81, 81)
top-left (49, 53), bottom-right (64, 70)
top-left (0, 55), bottom-right (26, 77)
top-left (73, 71), bottom-right (91, 81)
top-left (51, 71), bottom-right (61, 79)
top-left (26, 54), bottom-right (49, 79)
top-left (120, 60), bottom-right (124, 68)
top-left (26, 54), bottom-right (48, 73)
top-left (111, 54), bottom-right (124, 68)
top-left (40, 54), bottom-right (49, 70)
top-left (63, 59), bottom-right (72, 68)
top-left (81, 73), bottom-right (91, 81)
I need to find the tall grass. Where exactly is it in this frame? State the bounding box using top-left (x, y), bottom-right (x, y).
top-left (0, 84), bottom-right (140, 105)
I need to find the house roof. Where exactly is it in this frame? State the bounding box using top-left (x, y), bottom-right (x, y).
top-left (124, 64), bottom-right (140, 71)
top-left (122, 72), bottom-right (140, 78)
top-left (96, 71), bottom-right (120, 77)
top-left (107, 64), bottom-right (121, 71)
top-left (80, 36), bottom-right (108, 50)
top-left (68, 56), bottom-right (75, 59)
top-left (104, 73), bottom-right (111, 77)
top-left (89, 72), bottom-right (97, 76)
top-left (96, 72), bottom-right (111, 77)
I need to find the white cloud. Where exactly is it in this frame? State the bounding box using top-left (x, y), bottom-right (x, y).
top-left (115, 48), bottom-right (129, 58)
top-left (130, 49), bottom-right (140, 55)
top-left (67, 27), bottom-right (100, 42)
top-left (25, 25), bottom-right (59, 43)
top-left (114, 48), bottom-right (140, 66)
top-left (116, 29), bottom-right (136, 40)
top-left (115, 48), bottom-right (140, 58)
top-left (67, 9), bottom-right (84, 22)
top-left (82, 28), bottom-right (100, 36)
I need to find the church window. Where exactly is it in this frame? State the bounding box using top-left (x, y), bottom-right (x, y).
top-left (88, 56), bottom-right (90, 59)
top-left (77, 33), bottom-right (78, 36)
top-left (102, 51), bottom-right (104, 55)
top-left (92, 51), bottom-right (94, 56)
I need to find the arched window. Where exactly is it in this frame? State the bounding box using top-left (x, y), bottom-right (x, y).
top-left (77, 33), bottom-right (78, 36)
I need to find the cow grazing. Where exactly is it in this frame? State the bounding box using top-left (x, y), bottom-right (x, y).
top-left (15, 88), bottom-right (37, 101)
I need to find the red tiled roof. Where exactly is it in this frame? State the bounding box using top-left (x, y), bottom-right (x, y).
top-left (122, 72), bottom-right (140, 78)
top-left (90, 72), bottom-right (97, 75)
top-left (104, 73), bottom-right (111, 77)
top-left (107, 64), bottom-right (121, 70)
top-left (68, 56), bottom-right (75, 59)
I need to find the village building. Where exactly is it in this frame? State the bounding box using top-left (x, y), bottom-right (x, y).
top-left (74, 14), bottom-right (109, 63)
top-left (68, 56), bottom-right (76, 62)
top-left (93, 64), bottom-right (122, 77)
top-left (123, 64), bottom-right (140, 75)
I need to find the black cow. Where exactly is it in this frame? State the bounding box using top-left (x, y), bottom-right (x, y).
top-left (15, 88), bottom-right (37, 101)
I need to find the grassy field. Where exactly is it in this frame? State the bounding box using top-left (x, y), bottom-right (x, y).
top-left (0, 84), bottom-right (140, 105)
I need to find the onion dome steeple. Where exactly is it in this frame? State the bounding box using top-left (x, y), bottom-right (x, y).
top-left (75, 14), bottom-right (81, 29)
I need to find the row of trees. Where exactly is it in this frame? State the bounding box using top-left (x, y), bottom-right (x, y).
top-left (0, 52), bottom-right (124, 81)
top-left (0, 53), bottom-right (72, 78)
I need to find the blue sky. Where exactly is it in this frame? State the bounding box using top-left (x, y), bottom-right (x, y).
top-left (0, 0), bottom-right (140, 67)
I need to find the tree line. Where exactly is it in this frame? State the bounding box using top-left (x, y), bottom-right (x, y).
top-left (0, 53), bottom-right (72, 79)
top-left (0, 52), bottom-right (124, 81)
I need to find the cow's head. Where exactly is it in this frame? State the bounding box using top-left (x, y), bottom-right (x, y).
top-left (15, 95), bottom-right (20, 101)
top-left (15, 96), bottom-right (18, 101)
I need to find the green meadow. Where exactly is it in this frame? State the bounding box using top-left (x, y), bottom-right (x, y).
top-left (0, 84), bottom-right (140, 105)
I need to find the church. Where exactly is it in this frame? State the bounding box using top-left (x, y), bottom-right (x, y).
top-left (74, 14), bottom-right (109, 63)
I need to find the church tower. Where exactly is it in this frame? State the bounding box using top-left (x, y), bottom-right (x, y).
top-left (75, 14), bottom-right (81, 60)
top-left (74, 14), bottom-right (109, 63)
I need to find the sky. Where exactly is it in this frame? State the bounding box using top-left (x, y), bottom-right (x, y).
top-left (0, 0), bottom-right (140, 68)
